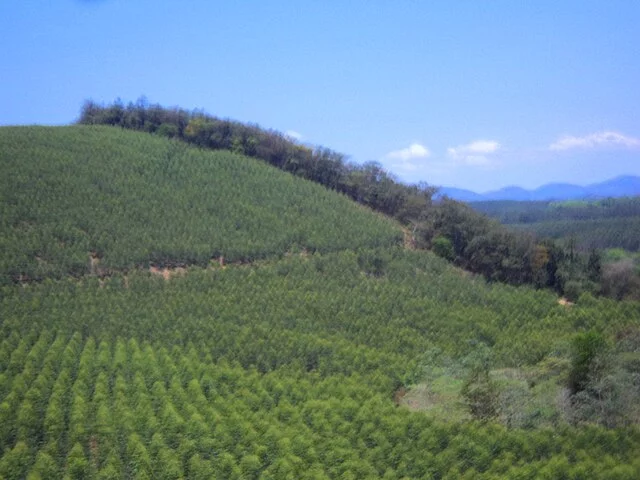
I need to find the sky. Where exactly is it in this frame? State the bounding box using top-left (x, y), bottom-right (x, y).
top-left (1, 0), bottom-right (639, 192)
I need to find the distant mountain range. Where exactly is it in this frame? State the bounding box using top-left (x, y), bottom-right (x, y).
top-left (438, 175), bottom-right (640, 202)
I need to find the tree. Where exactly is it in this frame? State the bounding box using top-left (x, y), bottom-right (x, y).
top-left (568, 330), bottom-right (607, 395)
top-left (461, 345), bottom-right (498, 420)
top-left (65, 442), bottom-right (90, 480)
top-left (0, 441), bottom-right (31, 479)
top-left (432, 236), bottom-right (454, 261)
top-left (586, 249), bottom-right (602, 283)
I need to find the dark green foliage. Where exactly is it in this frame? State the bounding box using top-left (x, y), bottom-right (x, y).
top-left (432, 236), bottom-right (454, 261)
top-left (472, 199), bottom-right (640, 298)
top-left (474, 197), bottom-right (640, 252)
top-left (461, 367), bottom-right (498, 420)
top-left (569, 330), bottom-right (608, 395)
top-left (424, 198), bottom-right (544, 287)
top-left (587, 249), bottom-right (603, 282)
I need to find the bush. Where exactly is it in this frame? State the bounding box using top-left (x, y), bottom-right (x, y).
top-left (568, 330), bottom-right (607, 395)
top-left (432, 236), bottom-right (454, 261)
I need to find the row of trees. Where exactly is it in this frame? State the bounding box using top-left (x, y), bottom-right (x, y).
top-left (3, 248), bottom-right (622, 375)
top-left (3, 248), bottom-right (639, 408)
top-left (2, 328), bottom-right (639, 479)
top-left (514, 217), bottom-right (640, 252)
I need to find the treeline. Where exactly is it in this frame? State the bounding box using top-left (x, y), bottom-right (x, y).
top-left (77, 99), bottom-right (607, 298)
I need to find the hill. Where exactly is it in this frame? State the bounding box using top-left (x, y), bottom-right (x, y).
top-left (0, 126), bottom-right (400, 284)
top-left (439, 175), bottom-right (640, 202)
top-left (1, 123), bottom-right (640, 478)
top-left (74, 100), bottom-right (630, 299)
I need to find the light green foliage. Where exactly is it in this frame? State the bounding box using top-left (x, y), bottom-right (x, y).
top-left (27, 451), bottom-right (59, 479)
top-left (0, 441), bottom-right (31, 479)
top-left (0, 252), bottom-right (639, 477)
top-left (1, 126), bottom-right (640, 477)
top-left (65, 442), bottom-right (90, 480)
top-left (0, 126), bottom-right (400, 284)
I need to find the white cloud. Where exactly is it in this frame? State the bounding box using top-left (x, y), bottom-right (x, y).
top-left (385, 143), bottom-right (431, 161)
top-left (447, 140), bottom-right (501, 166)
top-left (550, 131), bottom-right (640, 151)
top-left (383, 143), bottom-right (432, 173)
top-left (285, 130), bottom-right (303, 141)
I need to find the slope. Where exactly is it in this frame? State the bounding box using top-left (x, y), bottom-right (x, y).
top-left (2, 250), bottom-right (640, 478)
top-left (0, 126), bottom-right (401, 284)
top-left (2, 124), bottom-right (640, 478)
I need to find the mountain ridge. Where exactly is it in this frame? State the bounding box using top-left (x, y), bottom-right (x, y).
top-left (439, 175), bottom-right (640, 202)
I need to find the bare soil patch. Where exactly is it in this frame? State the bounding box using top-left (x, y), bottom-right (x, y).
top-left (149, 265), bottom-right (187, 281)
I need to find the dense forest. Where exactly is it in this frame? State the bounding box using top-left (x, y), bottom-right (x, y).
top-left (76, 99), bottom-right (620, 300)
top-left (0, 126), bottom-right (399, 285)
top-left (2, 121), bottom-right (640, 477)
top-left (473, 197), bottom-right (640, 251)
top-left (2, 249), bottom-right (640, 478)
top-left (473, 198), bottom-right (640, 300)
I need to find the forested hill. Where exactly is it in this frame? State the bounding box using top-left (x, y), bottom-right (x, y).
top-left (0, 126), bottom-right (400, 284)
top-left (2, 121), bottom-right (640, 478)
top-left (76, 99), bottom-right (610, 299)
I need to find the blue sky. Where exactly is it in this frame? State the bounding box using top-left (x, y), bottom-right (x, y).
top-left (1, 0), bottom-right (639, 191)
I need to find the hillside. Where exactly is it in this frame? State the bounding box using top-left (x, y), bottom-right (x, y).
top-left (1, 125), bottom-right (640, 478)
top-left (75, 100), bottom-right (628, 299)
top-left (0, 126), bottom-right (401, 284)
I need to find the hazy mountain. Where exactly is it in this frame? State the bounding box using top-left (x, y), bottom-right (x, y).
top-left (530, 183), bottom-right (588, 201)
top-left (439, 175), bottom-right (640, 202)
top-left (483, 186), bottom-right (532, 201)
top-left (587, 175), bottom-right (640, 198)
top-left (434, 187), bottom-right (486, 202)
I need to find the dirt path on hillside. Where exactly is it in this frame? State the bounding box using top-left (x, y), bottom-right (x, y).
top-left (149, 266), bottom-right (187, 281)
